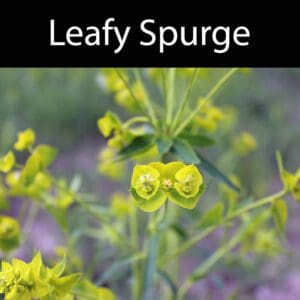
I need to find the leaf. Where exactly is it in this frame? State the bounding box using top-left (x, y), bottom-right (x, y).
top-left (198, 203), bottom-right (224, 229)
top-left (197, 152), bottom-right (240, 192)
top-left (20, 145), bottom-right (57, 186)
top-left (51, 273), bottom-right (81, 295)
top-left (179, 132), bottom-right (215, 147)
top-left (157, 269), bottom-right (178, 296)
top-left (171, 138), bottom-right (200, 164)
top-left (168, 184), bottom-right (205, 209)
top-left (272, 199), bottom-right (288, 236)
top-left (34, 145), bottom-right (58, 169)
top-left (276, 151), bottom-right (297, 192)
top-left (73, 278), bottom-right (117, 300)
top-left (155, 136), bottom-right (173, 156)
top-left (131, 188), bottom-right (167, 212)
top-left (116, 135), bottom-right (154, 161)
top-left (97, 111), bottom-right (121, 137)
top-left (0, 151), bottom-right (15, 173)
top-left (170, 224), bottom-right (188, 240)
top-left (52, 255), bottom-right (66, 277)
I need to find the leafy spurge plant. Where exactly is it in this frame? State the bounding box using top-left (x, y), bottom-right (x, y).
top-left (0, 68), bottom-right (299, 300)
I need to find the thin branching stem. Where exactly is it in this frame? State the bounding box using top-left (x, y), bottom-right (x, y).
top-left (173, 68), bottom-right (239, 137)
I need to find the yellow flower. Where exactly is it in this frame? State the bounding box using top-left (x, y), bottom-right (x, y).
top-left (14, 129), bottom-right (35, 151)
top-left (0, 152), bottom-right (15, 173)
top-left (130, 162), bottom-right (205, 212)
top-left (174, 165), bottom-right (203, 198)
top-left (131, 165), bottom-right (160, 199)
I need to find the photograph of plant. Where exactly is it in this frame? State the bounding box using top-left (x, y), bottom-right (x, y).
top-left (0, 68), bottom-right (299, 299)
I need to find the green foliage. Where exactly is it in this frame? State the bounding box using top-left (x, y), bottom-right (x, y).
top-left (1, 68), bottom-right (299, 300)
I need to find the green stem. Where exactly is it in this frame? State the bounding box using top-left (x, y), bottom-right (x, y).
top-left (166, 68), bottom-right (176, 128)
top-left (162, 189), bottom-right (286, 264)
top-left (22, 203), bottom-right (39, 240)
top-left (114, 69), bottom-right (145, 113)
top-left (123, 116), bottom-right (149, 128)
top-left (18, 199), bottom-right (30, 225)
top-left (161, 69), bottom-right (168, 106)
top-left (133, 69), bottom-right (159, 128)
top-left (74, 195), bottom-right (132, 248)
top-left (143, 231), bottom-right (159, 300)
top-left (173, 68), bottom-right (239, 137)
top-left (142, 202), bottom-right (168, 300)
top-left (205, 68), bottom-right (239, 100)
top-left (177, 225), bottom-right (245, 300)
top-left (130, 206), bottom-right (141, 300)
top-left (226, 190), bottom-right (286, 221)
top-left (170, 68), bottom-right (199, 132)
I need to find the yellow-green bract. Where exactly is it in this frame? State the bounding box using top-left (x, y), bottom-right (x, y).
top-left (14, 128), bottom-right (36, 151)
top-left (0, 252), bottom-right (81, 299)
top-left (0, 152), bottom-right (15, 173)
top-left (130, 162), bottom-right (204, 212)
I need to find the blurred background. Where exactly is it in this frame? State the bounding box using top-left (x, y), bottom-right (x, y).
top-left (0, 68), bottom-right (299, 299)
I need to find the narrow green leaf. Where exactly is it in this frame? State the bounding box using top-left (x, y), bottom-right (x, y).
top-left (198, 203), bottom-right (224, 229)
top-left (116, 135), bottom-right (154, 161)
top-left (157, 269), bottom-right (178, 296)
top-left (156, 136), bottom-right (173, 156)
top-left (179, 132), bottom-right (215, 147)
top-left (171, 138), bottom-right (200, 164)
top-left (272, 199), bottom-right (288, 236)
top-left (197, 152), bottom-right (240, 192)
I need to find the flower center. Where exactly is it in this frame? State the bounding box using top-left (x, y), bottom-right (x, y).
top-left (181, 175), bottom-right (193, 194)
top-left (139, 174), bottom-right (155, 194)
top-left (162, 178), bottom-right (173, 190)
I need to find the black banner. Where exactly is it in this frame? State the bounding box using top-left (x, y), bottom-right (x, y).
top-left (0, 10), bottom-right (298, 67)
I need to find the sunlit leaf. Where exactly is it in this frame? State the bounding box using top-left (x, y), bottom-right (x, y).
top-left (0, 151), bottom-right (15, 173)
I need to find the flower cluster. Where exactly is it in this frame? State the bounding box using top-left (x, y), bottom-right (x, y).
top-left (281, 168), bottom-right (300, 202)
top-left (130, 162), bottom-right (204, 212)
top-left (0, 252), bottom-right (80, 299)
